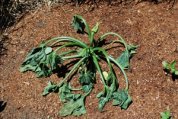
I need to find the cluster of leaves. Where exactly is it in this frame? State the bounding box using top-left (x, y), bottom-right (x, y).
top-left (162, 61), bottom-right (178, 76)
top-left (20, 15), bottom-right (137, 116)
top-left (160, 109), bottom-right (172, 119)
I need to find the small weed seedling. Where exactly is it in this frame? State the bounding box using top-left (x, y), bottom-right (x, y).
top-left (20, 15), bottom-right (137, 116)
top-left (160, 109), bottom-right (172, 119)
top-left (162, 61), bottom-right (178, 78)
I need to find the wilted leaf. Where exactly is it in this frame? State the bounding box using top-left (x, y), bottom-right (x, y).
top-left (117, 44), bottom-right (137, 69)
top-left (97, 72), bottom-right (117, 111)
top-left (97, 87), bottom-right (111, 111)
top-left (20, 45), bottom-right (62, 77)
top-left (59, 94), bottom-right (86, 117)
top-left (112, 89), bottom-right (132, 110)
top-left (47, 51), bottom-right (62, 71)
top-left (42, 81), bottom-right (58, 96)
top-left (79, 70), bottom-right (95, 93)
top-left (72, 15), bottom-right (85, 34)
top-left (58, 83), bottom-right (80, 102)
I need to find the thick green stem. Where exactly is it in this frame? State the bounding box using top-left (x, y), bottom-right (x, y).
top-left (92, 54), bottom-right (106, 86)
top-left (44, 36), bottom-right (87, 48)
top-left (59, 50), bottom-right (77, 57)
top-left (100, 32), bottom-right (128, 49)
top-left (62, 55), bottom-right (82, 60)
top-left (108, 56), bottom-right (129, 91)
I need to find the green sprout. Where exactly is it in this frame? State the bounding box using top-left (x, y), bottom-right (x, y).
top-left (160, 108), bottom-right (172, 119)
top-left (20, 15), bottom-right (137, 117)
top-left (162, 61), bottom-right (178, 76)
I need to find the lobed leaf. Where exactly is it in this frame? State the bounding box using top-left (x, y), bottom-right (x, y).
top-left (59, 83), bottom-right (80, 102)
top-left (97, 87), bottom-right (111, 111)
top-left (117, 44), bottom-right (137, 69)
top-left (79, 69), bottom-right (95, 93)
top-left (72, 15), bottom-right (85, 34)
top-left (42, 81), bottom-right (58, 96)
top-left (59, 95), bottom-right (86, 117)
top-left (112, 89), bottom-right (132, 109)
top-left (97, 72), bottom-right (117, 111)
top-left (20, 44), bottom-right (62, 77)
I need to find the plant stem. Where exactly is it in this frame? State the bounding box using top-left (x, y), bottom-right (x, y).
top-left (63, 55), bottom-right (82, 60)
top-left (92, 54), bottom-right (106, 86)
top-left (108, 56), bottom-right (129, 91)
top-left (57, 57), bottom-right (86, 88)
top-left (99, 32), bottom-right (127, 48)
top-left (44, 36), bottom-right (87, 48)
top-left (59, 50), bottom-right (77, 57)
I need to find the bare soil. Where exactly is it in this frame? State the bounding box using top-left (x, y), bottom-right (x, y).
top-left (0, 2), bottom-right (178, 119)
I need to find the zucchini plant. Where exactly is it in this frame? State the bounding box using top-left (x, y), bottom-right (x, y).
top-left (20, 15), bottom-right (137, 116)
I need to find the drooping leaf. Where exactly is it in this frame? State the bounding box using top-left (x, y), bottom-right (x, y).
top-left (160, 109), bottom-right (172, 119)
top-left (42, 81), bottom-right (58, 96)
top-left (112, 89), bottom-right (132, 110)
top-left (97, 87), bottom-right (111, 111)
top-left (58, 82), bottom-right (80, 102)
top-left (97, 72), bottom-right (117, 111)
top-left (59, 95), bottom-right (86, 117)
top-left (117, 44), bottom-right (137, 69)
top-left (72, 15), bottom-right (85, 34)
top-left (79, 70), bottom-right (95, 84)
top-left (47, 51), bottom-right (62, 71)
top-left (82, 83), bottom-right (93, 93)
top-left (79, 70), bottom-right (95, 93)
top-left (20, 45), bottom-right (62, 77)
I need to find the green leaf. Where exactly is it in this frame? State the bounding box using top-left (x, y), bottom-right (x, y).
top-left (97, 72), bottom-right (117, 111)
top-left (97, 87), bottom-right (111, 111)
top-left (20, 45), bottom-right (62, 77)
top-left (117, 44), bottom-right (137, 69)
top-left (82, 83), bottom-right (93, 93)
top-left (162, 61), bottom-right (169, 69)
top-left (59, 95), bottom-right (86, 117)
top-left (79, 70), bottom-right (94, 84)
top-left (42, 81), bottom-right (58, 96)
top-left (160, 109), bottom-right (171, 119)
top-left (79, 70), bottom-right (95, 93)
top-left (59, 83), bottom-right (80, 102)
top-left (112, 89), bottom-right (132, 110)
top-left (72, 15), bottom-right (85, 34)
top-left (47, 51), bottom-right (62, 71)
top-left (162, 60), bottom-right (178, 76)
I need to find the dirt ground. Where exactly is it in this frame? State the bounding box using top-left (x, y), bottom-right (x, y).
top-left (0, 1), bottom-right (178, 119)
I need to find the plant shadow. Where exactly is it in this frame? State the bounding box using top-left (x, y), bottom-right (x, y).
top-left (53, 59), bottom-right (79, 78)
top-left (0, 33), bottom-right (8, 61)
top-left (0, 101), bottom-right (7, 112)
top-left (172, 74), bottom-right (178, 81)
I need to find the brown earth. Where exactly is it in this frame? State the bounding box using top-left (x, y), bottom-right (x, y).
top-left (0, 2), bottom-right (178, 119)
